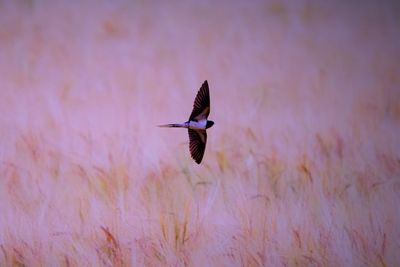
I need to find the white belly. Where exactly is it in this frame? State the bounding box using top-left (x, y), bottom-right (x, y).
top-left (188, 119), bottom-right (207, 130)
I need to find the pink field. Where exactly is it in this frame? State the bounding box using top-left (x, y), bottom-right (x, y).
top-left (1, 1), bottom-right (400, 266)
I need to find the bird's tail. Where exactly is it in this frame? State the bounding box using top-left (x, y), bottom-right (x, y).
top-left (158, 123), bottom-right (187, 128)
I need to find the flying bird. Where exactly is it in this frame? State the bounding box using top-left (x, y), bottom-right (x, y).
top-left (159, 80), bottom-right (214, 164)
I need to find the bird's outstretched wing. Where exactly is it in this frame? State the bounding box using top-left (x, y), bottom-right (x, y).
top-left (188, 129), bottom-right (207, 164)
top-left (189, 80), bottom-right (210, 121)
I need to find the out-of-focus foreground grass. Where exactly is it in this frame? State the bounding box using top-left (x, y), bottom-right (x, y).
top-left (1, 1), bottom-right (399, 266)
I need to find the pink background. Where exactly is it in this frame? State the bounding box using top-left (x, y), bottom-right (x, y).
top-left (1, 1), bottom-right (399, 266)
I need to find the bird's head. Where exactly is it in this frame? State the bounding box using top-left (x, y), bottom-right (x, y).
top-left (206, 120), bottom-right (214, 129)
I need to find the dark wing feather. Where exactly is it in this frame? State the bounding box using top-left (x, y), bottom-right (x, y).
top-left (188, 129), bottom-right (207, 164)
top-left (189, 80), bottom-right (210, 121)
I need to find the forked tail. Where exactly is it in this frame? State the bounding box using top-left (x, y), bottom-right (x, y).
top-left (158, 123), bottom-right (187, 128)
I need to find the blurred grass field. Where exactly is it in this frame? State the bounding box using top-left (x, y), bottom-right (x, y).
top-left (0, 0), bottom-right (400, 266)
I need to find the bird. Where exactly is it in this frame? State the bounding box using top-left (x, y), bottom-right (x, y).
top-left (158, 80), bottom-right (214, 164)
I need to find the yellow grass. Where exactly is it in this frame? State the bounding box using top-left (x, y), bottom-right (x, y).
top-left (0, 1), bottom-right (399, 266)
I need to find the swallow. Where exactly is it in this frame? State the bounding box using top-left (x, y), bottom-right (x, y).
top-left (159, 80), bottom-right (215, 164)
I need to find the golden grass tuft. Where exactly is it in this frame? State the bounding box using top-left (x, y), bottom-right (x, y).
top-left (98, 226), bottom-right (125, 267)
